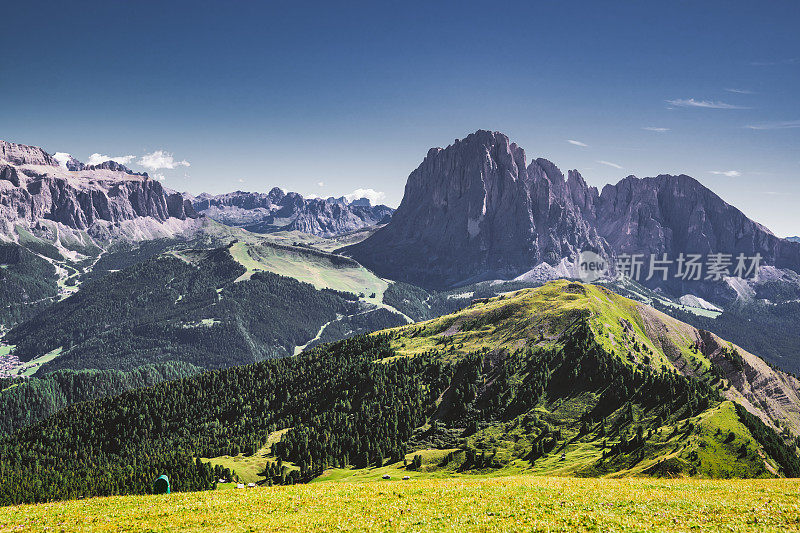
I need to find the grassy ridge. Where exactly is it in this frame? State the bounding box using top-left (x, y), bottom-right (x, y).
top-left (2, 476), bottom-right (799, 532)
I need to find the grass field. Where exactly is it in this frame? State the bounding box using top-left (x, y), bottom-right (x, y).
top-left (201, 429), bottom-right (296, 484)
top-left (3, 476), bottom-right (799, 532)
top-left (21, 347), bottom-right (63, 376)
top-left (227, 241), bottom-right (388, 304)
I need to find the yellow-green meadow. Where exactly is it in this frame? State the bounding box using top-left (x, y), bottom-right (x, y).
top-left (2, 475), bottom-right (799, 532)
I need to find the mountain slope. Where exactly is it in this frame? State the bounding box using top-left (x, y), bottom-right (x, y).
top-left (2, 237), bottom-right (409, 373)
top-left (384, 280), bottom-right (800, 438)
top-left (2, 246), bottom-right (354, 371)
top-left (2, 280), bottom-right (797, 505)
top-left (0, 362), bottom-right (199, 435)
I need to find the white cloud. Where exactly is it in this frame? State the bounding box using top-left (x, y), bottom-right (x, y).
top-left (745, 120), bottom-right (800, 130)
top-left (666, 98), bottom-right (749, 109)
top-left (152, 173), bottom-right (166, 181)
top-left (344, 188), bottom-right (386, 204)
top-left (86, 153), bottom-right (135, 166)
top-left (237, 178), bottom-right (245, 183)
top-left (597, 160), bottom-right (624, 170)
top-left (724, 88), bottom-right (754, 94)
top-left (710, 170), bottom-right (741, 177)
top-left (750, 58), bottom-right (799, 66)
top-left (317, 181), bottom-right (325, 187)
top-left (138, 150), bottom-right (191, 170)
top-left (53, 152), bottom-right (72, 168)
top-left (642, 127), bottom-right (670, 132)
top-left (567, 139), bottom-right (588, 147)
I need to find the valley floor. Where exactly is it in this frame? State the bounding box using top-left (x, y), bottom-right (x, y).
top-left (2, 476), bottom-right (799, 532)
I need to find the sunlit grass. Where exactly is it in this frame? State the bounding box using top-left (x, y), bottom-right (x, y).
top-left (3, 476), bottom-right (799, 532)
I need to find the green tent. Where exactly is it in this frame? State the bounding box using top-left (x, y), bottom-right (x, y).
top-left (153, 474), bottom-right (170, 494)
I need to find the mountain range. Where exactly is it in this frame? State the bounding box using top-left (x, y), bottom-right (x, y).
top-left (1, 132), bottom-right (800, 505)
top-left (344, 130), bottom-right (800, 300)
top-left (190, 189), bottom-right (393, 237)
top-left (0, 139), bottom-right (391, 245)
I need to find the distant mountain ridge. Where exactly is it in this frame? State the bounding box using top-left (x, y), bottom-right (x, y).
top-left (0, 140), bottom-right (197, 240)
top-left (344, 130), bottom-right (800, 294)
top-left (0, 139), bottom-right (393, 243)
top-left (191, 189), bottom-right (393, 237)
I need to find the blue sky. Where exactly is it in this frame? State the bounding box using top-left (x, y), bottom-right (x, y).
top-left (2, 1), bottom-right (799, 235)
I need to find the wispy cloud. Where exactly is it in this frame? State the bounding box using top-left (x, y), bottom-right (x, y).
top-left (138, 150), bottom-right (190, 170)
top-left (642, 127), bottom-right (670, 132)
top-left (597, 160), bottom-right (624, 170)
top-left (567, 139), bottom-right (588, 147)
top-left (710, 170), bottom-right (741, 177)
top-left (724, 88), bottom-right (754, 95)
top-left (86, 153), bottom-right (135, 166)
top-left (745, 120), bottom-right (800, 130)
top-left (237, 178), bottom-right (245, 183)
top-left (750, 58), bottom-right (799, 66)
top-left (344, 188), bottom-right (386, 204)
top-left (666, 98), bottom-right (749, 110)
top-left (317, 181), bottom-right (325, 187)
top-left (152, 173), bottom-right (166, 181)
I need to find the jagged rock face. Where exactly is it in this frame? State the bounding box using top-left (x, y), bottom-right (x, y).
top-left (0, 142), bottom-right (198, 237)
top-left (345, 131), bottom-right (610, 288)
top-left (193, 189), bottom-right (393, 237)
top-left (344, 130), bottom-right (800, 291)
top-left (0, 165), bottom-right (21, 187)
top-left (0, 171), bottom-right (198, 232)
top-left (594, 174), bottom-right (800, 268)
top-left (0, 140), bottom-right (60, 167)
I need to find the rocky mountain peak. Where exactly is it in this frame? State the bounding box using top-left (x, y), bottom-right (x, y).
top-left (268, 187), bottom-right (286, 202)
top-left (0, 140), bottom-right (60, 167)
top-left (344, 130), bottom-right (609, 288)
top-left (84, 160), bottom-right (148, 177)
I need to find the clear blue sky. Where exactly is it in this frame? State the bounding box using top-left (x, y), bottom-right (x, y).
top-left (2, 1), bottom-right (799, 235)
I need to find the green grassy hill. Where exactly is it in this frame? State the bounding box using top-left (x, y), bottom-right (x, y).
top-left (1, 281), bottom-right (798, 506)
